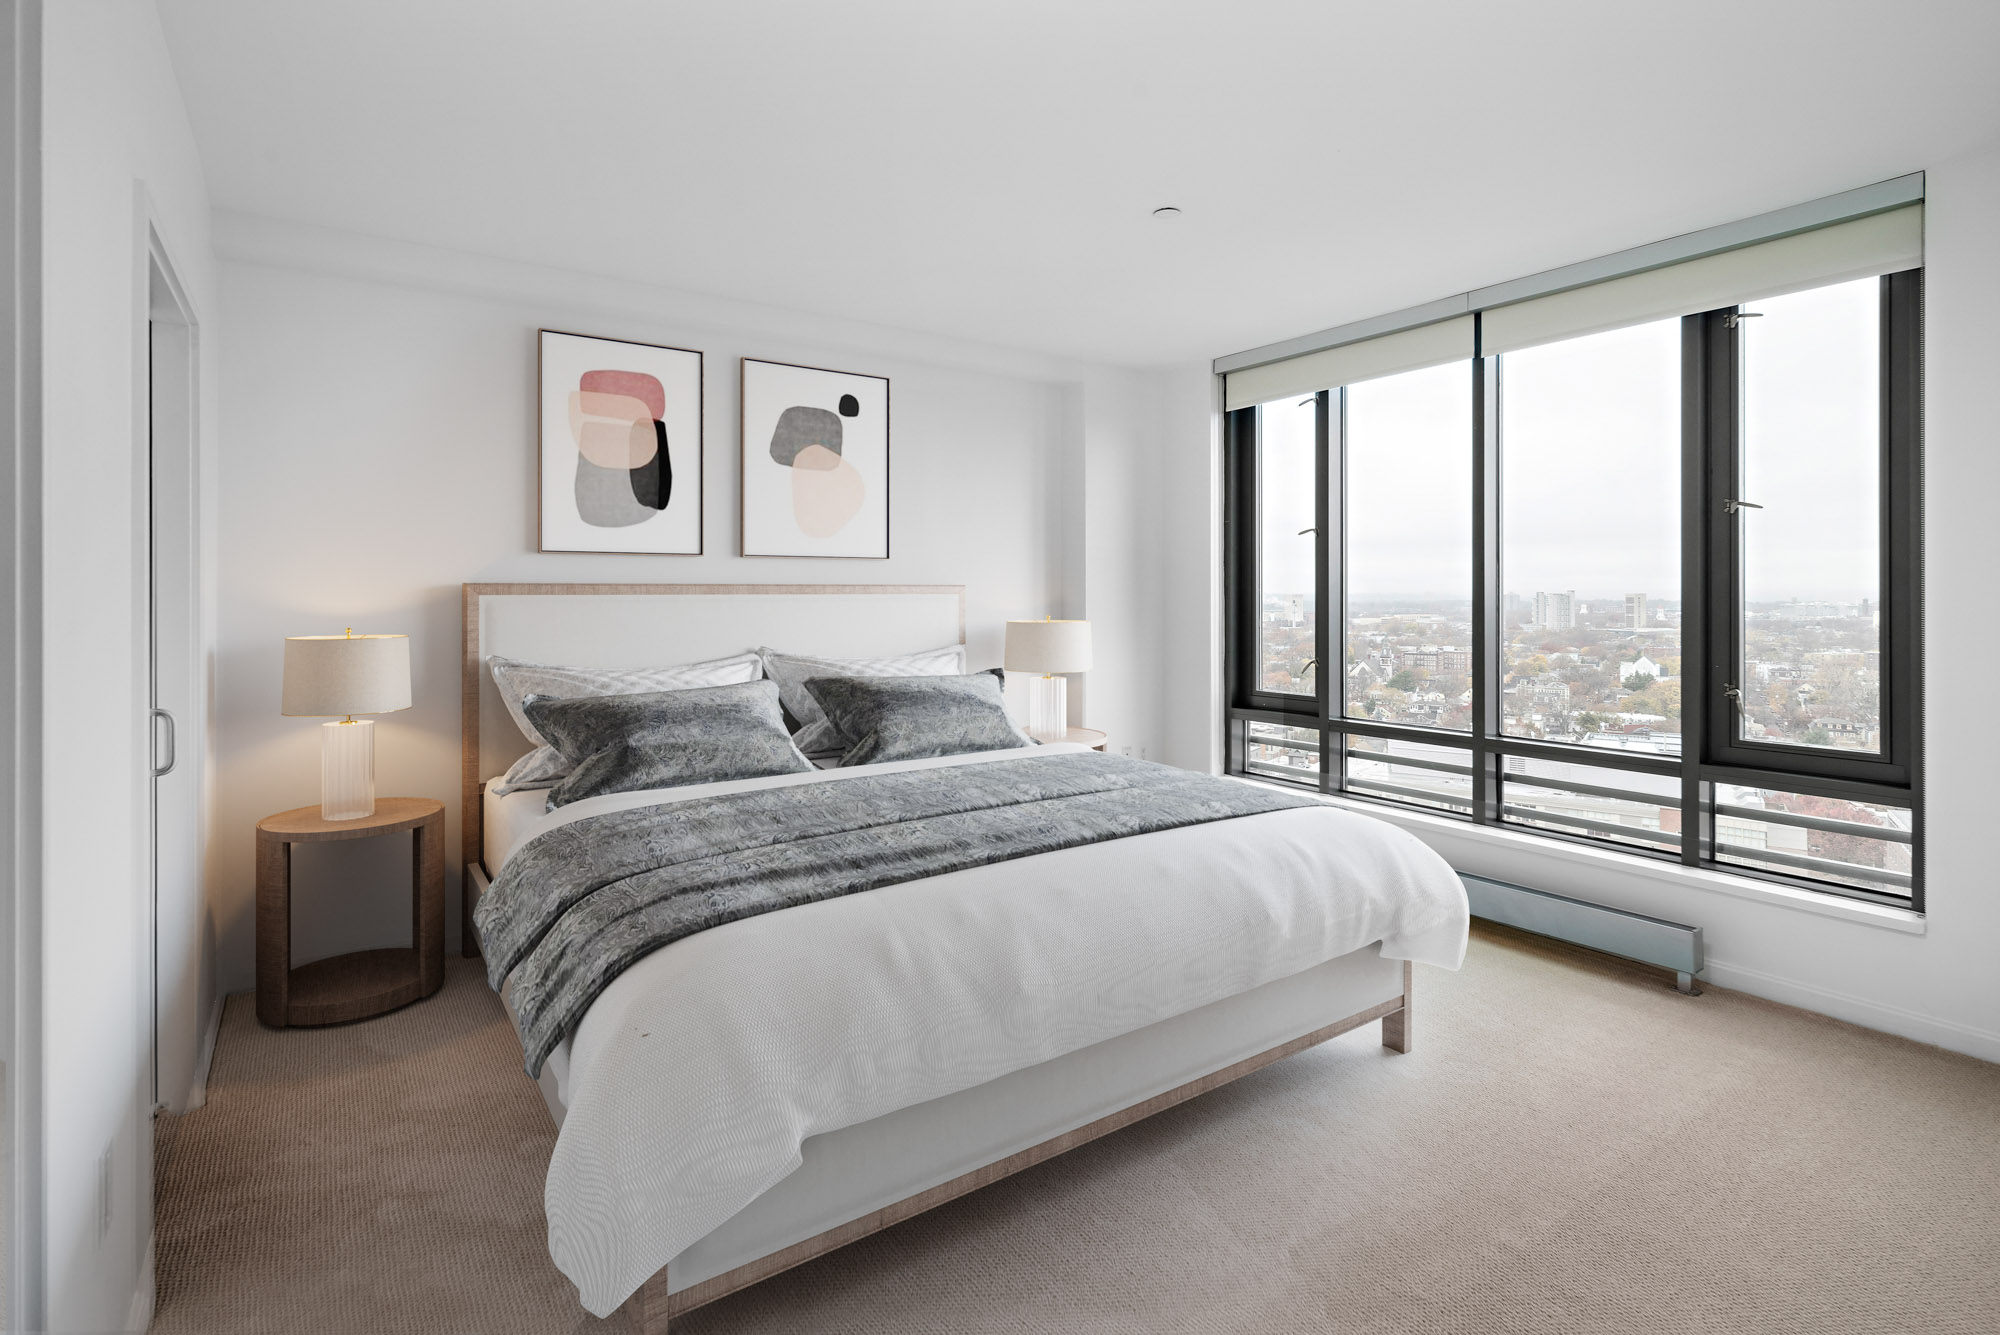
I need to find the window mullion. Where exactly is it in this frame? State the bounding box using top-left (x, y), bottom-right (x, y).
top-left (1884, 269), bottom-right (1924, 908)
top-left (1470, 341), bottom-right (1500, 826)
top-left (1319, 387), bottom-right (1339, 794)
top-left (1681, 311), bottom-right (1719, 866)
top-left (1221, 407), bottom-right (1255, 716)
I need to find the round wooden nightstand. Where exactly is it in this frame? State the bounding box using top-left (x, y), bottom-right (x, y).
top-left (256, 797), bottom-right (445, 1028)
top-left (1061, 728), bottom-right (1109, 752)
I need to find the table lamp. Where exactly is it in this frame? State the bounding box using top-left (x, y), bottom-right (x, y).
top-left (1004, 617), bottom-right (1092, 743)
top-left (281, 628), bottom-right (412, 821)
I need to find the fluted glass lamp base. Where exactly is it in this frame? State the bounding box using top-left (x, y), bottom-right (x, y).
top-left (320, 719), bottom-right (376, 821)
top-left (1025, 675), bottom-right (1068, 743)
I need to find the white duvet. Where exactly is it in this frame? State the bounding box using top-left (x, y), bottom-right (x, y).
top-left (489, 744), bottom-right (1469, 1316)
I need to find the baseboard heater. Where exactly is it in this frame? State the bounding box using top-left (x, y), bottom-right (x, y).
top-left (1460, 874), bottom-right (1704, 994)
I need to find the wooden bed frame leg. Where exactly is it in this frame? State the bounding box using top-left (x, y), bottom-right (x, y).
top-left (621, 1265), bottom-right (671, 1335)
top-left (1381, 960), bottom-right (1413, 1054)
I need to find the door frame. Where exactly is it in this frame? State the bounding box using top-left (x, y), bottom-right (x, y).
top-left (142, 218), bottom-right (205, 1119)
top-left (0, 1), bottom-right (43, 1329)
top-left (126, 198), bottom-right (206, 1334)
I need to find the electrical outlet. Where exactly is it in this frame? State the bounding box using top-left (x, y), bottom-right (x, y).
top-left (96, 1142), bottom-right (113, 1244)
top-left (1120, 745), bottom-right (1136, 757)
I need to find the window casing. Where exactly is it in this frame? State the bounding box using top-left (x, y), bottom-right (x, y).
top-left (1223, 271), bottom-right (1921, 910)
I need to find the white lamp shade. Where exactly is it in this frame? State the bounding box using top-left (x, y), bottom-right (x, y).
top-left (281, 633), bottom-right (412, 717)
top-left (1004, 619), bottom-right (1092, 675)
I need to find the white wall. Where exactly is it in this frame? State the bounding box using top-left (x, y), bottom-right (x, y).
top-left (39, 1), bottom-right (218, 1329)
top-left (1154, 361), bottom-right (1224, 774)
top-left (1075, 368), bottom-right (1166, 756)
top-left (210, 218), bottom-right (1165, 983)
top-left (1155, 146), bottom-right (2000, 1063)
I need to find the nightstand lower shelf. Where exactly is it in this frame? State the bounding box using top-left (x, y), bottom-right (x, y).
top-left (284, 947), bottom-right (429, 1026)
top-left (256, 797), bottom-right (446, 1028)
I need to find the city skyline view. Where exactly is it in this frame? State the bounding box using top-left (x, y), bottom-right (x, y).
top-left (1245, 273), bottom-right (1904, 899)
top-left (1251, 583), bottom-right (1902, 896)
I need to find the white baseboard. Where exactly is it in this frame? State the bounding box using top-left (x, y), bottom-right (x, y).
top-left (182, 993), bottom-right (225, 1111)
top-left (1705, 956), bottom-right (2000, 1064)
top-left (127, 1232), bottom-right (155, 1333)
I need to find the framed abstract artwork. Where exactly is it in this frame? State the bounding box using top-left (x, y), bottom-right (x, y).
top-left (740, 357), bottom-right (890, 558)
top-left (539, 329), bottom-right (703, 554)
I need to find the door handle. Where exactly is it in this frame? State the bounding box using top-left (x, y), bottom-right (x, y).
top-left (151, 707), bottom-right (176, 778)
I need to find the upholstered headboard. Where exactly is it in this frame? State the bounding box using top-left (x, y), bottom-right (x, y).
top-left (460, 582), bottom-right (966, 884)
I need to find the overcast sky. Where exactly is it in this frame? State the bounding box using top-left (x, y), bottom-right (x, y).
top-left (1260, 276), bottom-right (1881, 608)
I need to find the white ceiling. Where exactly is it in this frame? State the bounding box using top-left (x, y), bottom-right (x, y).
top-left (159, 0), bottom-right (2000, 368)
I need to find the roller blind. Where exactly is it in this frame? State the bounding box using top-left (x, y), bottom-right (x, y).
top-left (1482, 204), bottom-right (1923, 356)
top-left (1223, 314), bottom-right (1474, 413)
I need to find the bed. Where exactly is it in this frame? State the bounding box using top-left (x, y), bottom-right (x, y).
top-left (459, 582), bottom-right (1469, 1331)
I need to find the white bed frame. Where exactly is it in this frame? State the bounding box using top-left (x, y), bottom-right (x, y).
top-left (460, 582), bottom-right (1411, 1332)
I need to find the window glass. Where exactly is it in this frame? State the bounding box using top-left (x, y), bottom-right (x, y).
top-left (1244, 721), bottom-right (1320, 784)
top-left (1500, 754), bottom-right (1681, 854)
top-left (1713, 785), bottom-right (1911, 898)
top-left (1344, 362), bottom-right (1472, 730)
top-left (1344, 736), bottom-right (1472, 814)
top-left (1499, 320), bottom-right (1681, 748)
top-left (1256, 396), bottom-right (1318, 697)
top-left (1737, 278), bottom-right (1882, 752)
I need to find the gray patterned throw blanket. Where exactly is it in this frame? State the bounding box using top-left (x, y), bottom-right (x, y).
top-left (478, 751), bottom-right (1319, 1076)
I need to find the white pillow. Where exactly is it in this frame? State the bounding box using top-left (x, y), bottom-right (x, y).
top-left (757, 643), bottom-right (966, 754)
top-left (486, 651), bottom-right (764, 793)
top-left (490, 745), bottom-right (573, 797)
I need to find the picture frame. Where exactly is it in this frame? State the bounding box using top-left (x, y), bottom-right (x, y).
top-left (539, 329), bottom-right (703, 554)
top-left (740, 357), bottom-right (890, 558)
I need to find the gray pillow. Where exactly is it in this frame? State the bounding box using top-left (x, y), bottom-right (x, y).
top-left (488, 650), bottom-right (765, 793)
top-left (803, 669), bottom-right (1033, 767)
top-left (523, 680), bottom-right (813, 808)
top-left (758, 644), bottom-right (965, 754)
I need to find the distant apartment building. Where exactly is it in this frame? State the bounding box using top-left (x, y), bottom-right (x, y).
top-left (1402, 645), bottom-right (1472, 678)
top-left (1532, 590), bottom-right (1576, 631)
top-left (1810, 717), bottom-right (1869, 744)
top-left (1526, 679), bottom-right (1572, 712)
top-left (1625, 592), bottom-right (1648, 628)
top-left (1264, 593), bottom-right (1306, 627)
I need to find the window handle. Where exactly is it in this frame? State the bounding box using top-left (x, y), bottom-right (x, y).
top-left (1722, 683), bottom-right (1743, 713)
top-left (1722, 499), bottom-right (1763, 514)
top-left (1297, 527), bottom-right (1317, 536)
top-left (1723, 311), bottom-right (1765, 329)
top-left (1300, 659), bottom-right (1318, 674)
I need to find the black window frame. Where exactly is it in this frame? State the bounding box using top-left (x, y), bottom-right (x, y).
top-left (1223, 272), bottom-right (1923, 911)
top-left (1230, 392), bottom-right (1328, 716)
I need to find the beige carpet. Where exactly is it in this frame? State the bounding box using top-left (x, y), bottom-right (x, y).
top-left (153, 925), bottom-right (2000, 1334)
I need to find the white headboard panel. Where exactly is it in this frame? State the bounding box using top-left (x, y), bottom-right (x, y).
top-left (461, 583), bottom-right (966, 895)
